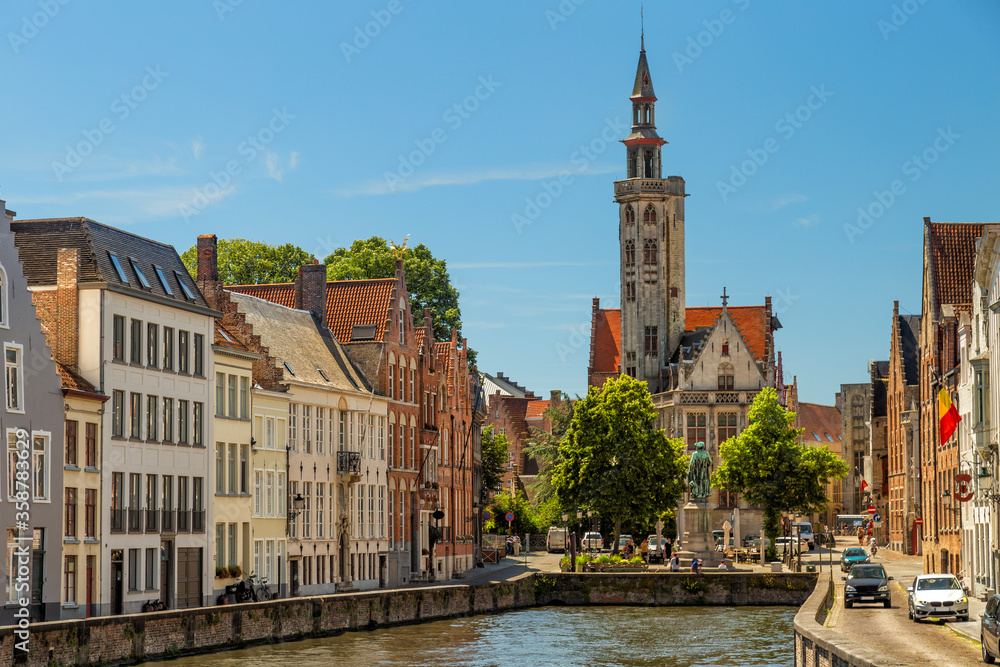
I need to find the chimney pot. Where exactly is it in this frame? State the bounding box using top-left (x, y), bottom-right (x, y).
top-left (294, 263), bottom-right (327, 329)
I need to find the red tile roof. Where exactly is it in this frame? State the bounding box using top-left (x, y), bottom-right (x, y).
top-left (686, 306), bottom-right (768, 362)
top-left (56, 362), bottom-right (101, 396)
top-left (226, 278), bottom-right (396, 344)
top-left (928, 222), bottom-right (984, 308)
top-left (525, 399), bottom-right (550, 421)
top-left (795, 402), bottom-right (842, 446)
top-left (591, 309), bottom-right (621, 373)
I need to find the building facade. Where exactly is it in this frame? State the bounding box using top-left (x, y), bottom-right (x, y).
top-left (886, 301), bottom-right (922, 555)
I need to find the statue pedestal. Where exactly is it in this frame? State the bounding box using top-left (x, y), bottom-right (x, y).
top-left (677, 501), bottom-right (725, 568)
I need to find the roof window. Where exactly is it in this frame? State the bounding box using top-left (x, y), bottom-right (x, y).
top-left (351, 324), bottom-right (378, 341)
top-left (108, 252), bottom-right (128, 282)
top-left (283, 362), bottom-right (295, 376)
top-left (174, 271), bottom-right (196, 300)
top-left (154, 266), bottom-right (173, 295)
top-left (218, 328), bottom-right (232, 343)
top-left (317, 367), bottom-right (330, 383)
top-left (813, 432), bottom-right (821, 441)
top-left (826, 434), bottom-right (834, 442)
top-left (129, 258), bottom-right (151, 289)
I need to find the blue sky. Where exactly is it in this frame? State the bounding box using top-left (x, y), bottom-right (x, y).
top-left (2, 1), bottom-right (998, 405)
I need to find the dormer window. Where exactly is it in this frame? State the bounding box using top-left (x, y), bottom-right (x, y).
top-left (108, 252), bottom-right (128, 283)
top-left (718, 363), bottom-right (734, 391)
top-left (129, 258), bottom-right (151, 289)
top-left (174, 271), bottom-right (196, 300)
top-left (283, 362), bottom-right (295, 377)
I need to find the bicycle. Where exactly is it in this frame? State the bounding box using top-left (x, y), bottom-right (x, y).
top-left (249, 572), bottom-right (273, 601)
top-left (142, 598), bottom-right (166, 612)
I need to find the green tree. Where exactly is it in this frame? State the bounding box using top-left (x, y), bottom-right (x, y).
top-left (551, 375), bottom-right (688, 554)
top-left (713, 388), bottom-right (848, 562)
top-left (523, 393), bottom-right (574, 505)
top-left (180, 238), bottom-right (314, 286)
top-left (480, 425), bottom-right (509, 497)
top-left (323, 237), bottom-right (474, 364)
top-left (484, 491), bottom-right (538, 535)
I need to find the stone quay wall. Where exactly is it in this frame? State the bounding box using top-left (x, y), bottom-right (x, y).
top-left (793, 573), bottom-right (909, 667)
top-left (0, 572), bottom-right (815, 666)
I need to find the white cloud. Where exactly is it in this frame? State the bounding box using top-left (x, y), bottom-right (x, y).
top-left (57, 155), bottom-right (182, 182)
top-left (265, 151), bottom-right (299, 182)
top-left (332, 163), bottom-right (620, 197)
top-left (289, 151), bottom-right (299, 169)
top-left (191, 139), bottom-right (204, 160)
top-left (771, 194), bottom-right (808, 211)
top-left (17, 185), bottom-right (235, 222)
top-left (796, 214), bottom-right (820, 227)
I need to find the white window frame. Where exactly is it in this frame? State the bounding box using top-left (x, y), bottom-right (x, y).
top-left (0, 263), bottom-right (7, 328)
top-left (276, 471), bottom-right (286, 518)
top-left (253, 469), bottom-right (263, 517)
top-left (32, 431), bottom-right (51, 503)
top-left (265, 471), bottom-right (275, 517)
top-left (4, 343), bottom-right (24, 414)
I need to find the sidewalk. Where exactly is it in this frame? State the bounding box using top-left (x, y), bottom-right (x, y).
top-left (409, 550), bottom-right (559, 589)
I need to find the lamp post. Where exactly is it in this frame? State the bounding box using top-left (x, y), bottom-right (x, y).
top-left (562, 511), bottom-right (572, 570)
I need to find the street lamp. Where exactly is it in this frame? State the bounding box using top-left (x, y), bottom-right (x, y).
top-left (288, 493), bottom-right (306, 519)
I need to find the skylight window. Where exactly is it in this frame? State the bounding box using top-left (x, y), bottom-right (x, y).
top-left (108, 252), bottom-right (128, 282)
top-left (317, 367), bottom-right (330, 383)
top-left (826, 434), bottom-right (834, 443)
top-left (154, 266), bottom-right (173, 295)
top-left (218, 328), bottom-right (232, 342)
top-left (283, 362), bottom-right (295, 376)
top-left (129, 258), bottom-right (151, 289)
top-left (812, 432), bottom-right (821, 441)
top-left (174, 271), bottom-right (196, 300)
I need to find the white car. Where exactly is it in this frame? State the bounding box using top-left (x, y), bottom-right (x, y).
top-left (582, 532), bottom-right (603, 551)
top-left (775, 536), bottom-right (807, 555)
top-left (907, 573), bottom-right (969, 622)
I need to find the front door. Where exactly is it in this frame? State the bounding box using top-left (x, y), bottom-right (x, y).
top-left (85, 556), bottom-right (94, 618)
top-left (175, 547), bottom-right (202, 609)
top-left (289, 559), bottom-right (299, 597)
top-left (160, 541), bottom-right (173, 608)
top-left (111, 550), bottom-right (124, 615)
top-left (29, 552), bottom-right (44, 622)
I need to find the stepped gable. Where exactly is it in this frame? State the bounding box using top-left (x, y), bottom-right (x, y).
top-left (898, 314), bottom-right (921, 386)
top-left (591, 308), bottom-right (621, 373)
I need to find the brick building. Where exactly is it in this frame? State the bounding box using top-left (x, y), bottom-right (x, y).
top-left (788, 400), bottom-right (843, 530)
top-left (886, 301), bottom-right (921, 555)
top-left (839, 382), bottom-right (871, 515)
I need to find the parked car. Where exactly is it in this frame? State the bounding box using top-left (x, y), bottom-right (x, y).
top-left (842, 564), bottom-right (892, 609)
top-left (546, 526), bottom-right (568, 553)
top-left (840, 547), bottom-right (870, 572)
top-left (907, 573), bottom-right (969, 622)
top-left (582, 531), bottom-right (603, 551)
top-left (793, 521), bottom-right (815, 550)
top-left (981, 593), bottom-right (1000, 663)
top-left (775, 536), bottom-right (807, 555)
top-left (618, 534), bottom-right (634, 550)
top-left (646, 535), bottom-right (667, 563)
top-left (743, 534), bottom-right (760, 548)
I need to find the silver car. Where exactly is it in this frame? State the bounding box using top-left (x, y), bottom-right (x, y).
top-left (907, 573), bottom-right (969, 622)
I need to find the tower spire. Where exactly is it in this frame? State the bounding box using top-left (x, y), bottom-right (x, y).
top-left (641, 6), bottom-right (644, 52)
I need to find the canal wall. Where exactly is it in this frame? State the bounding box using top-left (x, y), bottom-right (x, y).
top-left (0, 572), bottom-right (815, 666)
top-left (793, 573), bottom-right (909, 667)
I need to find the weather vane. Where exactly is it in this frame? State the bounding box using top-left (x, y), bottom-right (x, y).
top-left (389, 235), bottom-right (410, 260)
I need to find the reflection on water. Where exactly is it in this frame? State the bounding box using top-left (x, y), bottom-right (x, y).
top-left (147, 605), bottom-right (795, 667)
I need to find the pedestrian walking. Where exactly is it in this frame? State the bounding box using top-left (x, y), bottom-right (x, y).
top-left (669, 553), bottom-right (680, 571)
top-left (665, 538), bottom-right (672, 559)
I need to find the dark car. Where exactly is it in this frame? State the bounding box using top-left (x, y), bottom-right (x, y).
top-left (842, 564), bottom-right (892, 609)
top-left (840, 547), bottom-right (870, 572)
top-left (982, 594), bottom-right (1000, 663)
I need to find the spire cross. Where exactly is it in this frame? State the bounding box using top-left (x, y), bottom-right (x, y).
top-left (721, 287), bottom-right (729, 309)
top-left (640, 6), bottom-right (644, 51)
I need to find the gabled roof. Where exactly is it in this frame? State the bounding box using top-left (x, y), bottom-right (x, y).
top-left (214, 321), bottom-right (251, 353)
top-left (12, 217), bottom-right (209, 309)
top-left (525, 399), bottom-right (550, 421)
top-left (56, 361), bottom-right (102, 397)
top-left (226, 278), bottom-right (396, 344)
top-left (482, 372), bottom-right (528, 402)
top-left (685, 306), bottom-right (769, 362)
top-left (229, 292), bottom-right (369, 393)
top-left (796, 402), bottom-right (842, 446)
top-left (897, 314), bottom-right (921, 386)
top-left (591, 309), bottom-right (621, 373)
top-left (927, 221), bottom-right (984, 309)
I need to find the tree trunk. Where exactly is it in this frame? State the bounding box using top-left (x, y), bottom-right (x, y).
top-left (613, 514), bottom-right (622, 555)
top-left (762, 503), bottom-right (780, 561)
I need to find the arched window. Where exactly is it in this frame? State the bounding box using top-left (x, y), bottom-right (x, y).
top-left (644, 204), bottom-right (656, 224)
top-left (643, 150), bottom-right (654, 178)
top-left (643, 239), bottom-right (657, 265)
top-left (718, 363), bottom-right (735, 391)
top-left (624, 240), bottom-right (635, 267)
top-left (624, 205), bottom-right (635, 225)
top-left (0, 263), bottom-right (7, 328)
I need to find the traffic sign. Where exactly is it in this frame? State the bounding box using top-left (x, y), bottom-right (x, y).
top-left (915, 517), bottom-right (923, 526)
top-left (482, 510), bottom-right (491, 521)
top-left (873, 513), bottom-right (882, 523)
top-left (505, 512), bottom-right (515, 522)
top-left (867, 505), bottom-right (877, 514)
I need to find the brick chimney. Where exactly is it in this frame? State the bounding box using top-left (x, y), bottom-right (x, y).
top-left (56, 248), bottom-right (80, 372)
top-left (550, 390), bottom-right (560, 404)
top-left (195, 234), bottom-right (221, 309)
top-left (294, 261), bottom-right (327, 328)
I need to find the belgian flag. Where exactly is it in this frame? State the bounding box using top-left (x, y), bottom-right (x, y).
top-left (938, 388), bottom-right (961, 445)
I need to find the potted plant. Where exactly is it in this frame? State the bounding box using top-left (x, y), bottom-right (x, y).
top-left (229, 565), bottom-right (242, 578)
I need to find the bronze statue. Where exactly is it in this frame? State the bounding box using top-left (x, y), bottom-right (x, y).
top-left (687, 441), bottom-right (712, 501)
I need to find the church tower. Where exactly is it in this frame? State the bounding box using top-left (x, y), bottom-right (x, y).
top-left (615, 36), bottom-right (686, 392)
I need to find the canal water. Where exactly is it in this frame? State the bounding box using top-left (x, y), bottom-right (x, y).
top-left (148, 605), bottom-right (795, 666)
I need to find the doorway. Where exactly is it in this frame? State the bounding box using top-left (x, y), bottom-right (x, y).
top-left (85, 556), bottom-right (95, 618)
top-left (289, 559), bottom-right (299, 597)
top-left (159, 541), bottom-right (173, 608)
top-left (111, 549), bottom-right (124, 615)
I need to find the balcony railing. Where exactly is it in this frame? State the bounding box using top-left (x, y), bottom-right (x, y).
top-left (127, 508), bottom-right (144, 533)
top-left (145, 509), bottom-right (159, 532)
top-left (161, 509), bottom-right (175, 533)
top-left (177, 509), bottom-right (191, 533)
top-left (110, 509), bottom-right (125, 534)
top-left (192, 510), bottom-right (206, 533)
top-left (337, 451), bottom-right (361, 475)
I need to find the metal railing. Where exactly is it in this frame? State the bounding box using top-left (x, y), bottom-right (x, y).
top-left (337, 450), bottom-right (361, 475)
top-left (192, 510), bottom-right (206, 533)
top-left (145, 509), bottom-right (159, 532)
top-left (176, 509), bottom-right (190, 533)
top-left (161, 509), bottom-right (175, 533)
top-left (110, 509), bottom-right (125, 533)
top-left (127, 508), bottom-right (144, 533)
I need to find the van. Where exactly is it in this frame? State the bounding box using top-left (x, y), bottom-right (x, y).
top-left (793, 522), bottom-right (814, 550)
top-left (547, 526), bottom-right (568, 553)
